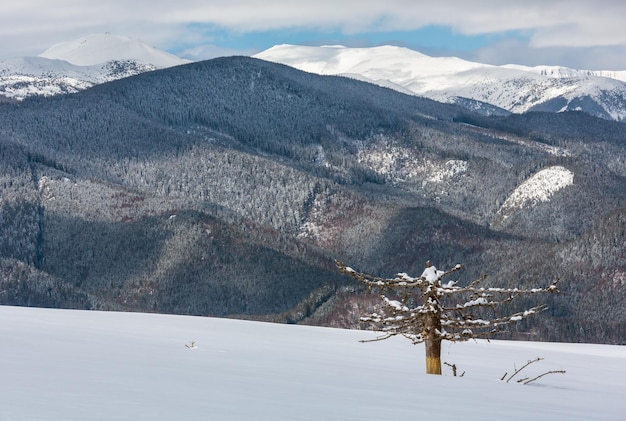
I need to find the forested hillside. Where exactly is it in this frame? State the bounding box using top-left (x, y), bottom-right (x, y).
top-left (0, 56), bottom-right (624, 343)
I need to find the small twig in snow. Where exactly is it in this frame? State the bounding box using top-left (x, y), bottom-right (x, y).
top-left (506, 357), bottom-right (543, 383)
top-left (523, 370), bottom-right (566, 385)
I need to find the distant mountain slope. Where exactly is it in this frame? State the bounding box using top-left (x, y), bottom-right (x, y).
top-left (6, 37), bottom-right (626, 123)
top-left (39, 33), bottom-right (190, 67)
top-left (0, 56), bottom-right (625, 343)
top-left (254, 44), bottom-right (626, 121)
top-left (0, 56), bottom-right (156, 99)
top-left (503, 63), bottom-right (626, 83)
top-left (0, 33), bottom-right (189, 100)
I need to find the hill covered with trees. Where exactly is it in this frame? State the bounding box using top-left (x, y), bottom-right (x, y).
top-left (0, 56), bottom-right (624, 343)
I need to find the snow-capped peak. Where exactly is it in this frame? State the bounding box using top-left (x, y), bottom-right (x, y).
top-left (254, 44), bottom-right (626, 122)
top-left (0, 33), bottom-right (191, 100)
top-left (39, 33), bottom-right (189, 68)
top-left (255, 44), bottom-right (485, 80)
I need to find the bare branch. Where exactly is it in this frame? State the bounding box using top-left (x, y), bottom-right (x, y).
top-left (359, 332), bottom-right (397, 343)
top-left (336, 260), bottom-right (465, 292)
top-left (523, 370), bottom-right (566, 385)
top-left (444, 362), bottom-right (458, 377)
top-left (506, 357), bottom-right (544, 383)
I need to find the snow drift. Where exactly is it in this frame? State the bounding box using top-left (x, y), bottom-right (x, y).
top-left (1, 305), bottom-right (624, 421)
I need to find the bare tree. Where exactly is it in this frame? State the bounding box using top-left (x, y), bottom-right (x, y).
top-left (337, 260), bottom-right (559, 375)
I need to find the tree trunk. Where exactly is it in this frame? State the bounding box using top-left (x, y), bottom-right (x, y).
top-left (425, 337), bottom-right (442, 375)
top-left (424, 292), bottom-right (442, 375)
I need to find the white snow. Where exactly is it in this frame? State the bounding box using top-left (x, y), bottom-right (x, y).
top-left (422, 265), bottom-right (445, 283)
top-left (503, 63), bottom-right (626, 83)
top-left (460, 297), bottom-right (490, 308)
top-left (425, 159), bottom-right (468, 183)
top-left (0, 34), bottom-right (189, 100)
top-left (383, 296), bottom-right (409, 311)
top-left (254, 44), bottom-right (626, 120)
top-left (0, 305), bottom-right (624, 420)
top-left (356, 140), bottom-right (468, 185)
top-left (497, 166), bottom-right (574, 220)
top-left (39, 33), bottom-right (189, 68)
top-left (258, 44), bottom-right (485, 79)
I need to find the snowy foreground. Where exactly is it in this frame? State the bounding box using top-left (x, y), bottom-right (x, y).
top-left (1, 306), bottom-right (624, 421)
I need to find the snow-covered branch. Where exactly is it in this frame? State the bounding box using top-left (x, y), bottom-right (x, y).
top-left (338, 260), bottom-right (559, 374)
top-left (337, 260), bottom-right (465, 293)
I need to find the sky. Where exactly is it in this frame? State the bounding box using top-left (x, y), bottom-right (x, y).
top-left (2, 0), bottom-right (626, 70)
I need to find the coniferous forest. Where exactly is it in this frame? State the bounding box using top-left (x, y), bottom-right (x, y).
top-left (1, 57), bottom-right (625, 344)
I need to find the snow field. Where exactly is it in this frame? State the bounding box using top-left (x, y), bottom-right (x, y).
top-left (0, 305), bottom-right (624, 420)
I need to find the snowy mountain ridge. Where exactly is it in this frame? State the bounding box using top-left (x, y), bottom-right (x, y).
top-left (0, 56), bottom-right (158, 99)
top-left (39, 33), bottom-right (189, 68)
top-left (5, 35), bottom-right (626, 122)
top-left (503, 63), bottom-right (626, 83)
top-left (254, 44), bottom-right (626, 122)
top-left (0, 33), bottom-right (189, 100)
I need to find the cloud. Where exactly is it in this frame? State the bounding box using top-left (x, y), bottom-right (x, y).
top-left (2, 0), bottom-right (626, 67)
top-left (177, 44), bottom-right (254, 61)
top-left (466, 38), bottom-right (626, 70)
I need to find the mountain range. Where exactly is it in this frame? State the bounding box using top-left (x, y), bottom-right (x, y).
top-left (255, 44), bottom-right (626, 122)
top-left (0, 33), bottom-right (189, 100)
top-left (0, 36), bottom-right (625, 345)
top-left (3, 35), bottom-right (626, 123)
